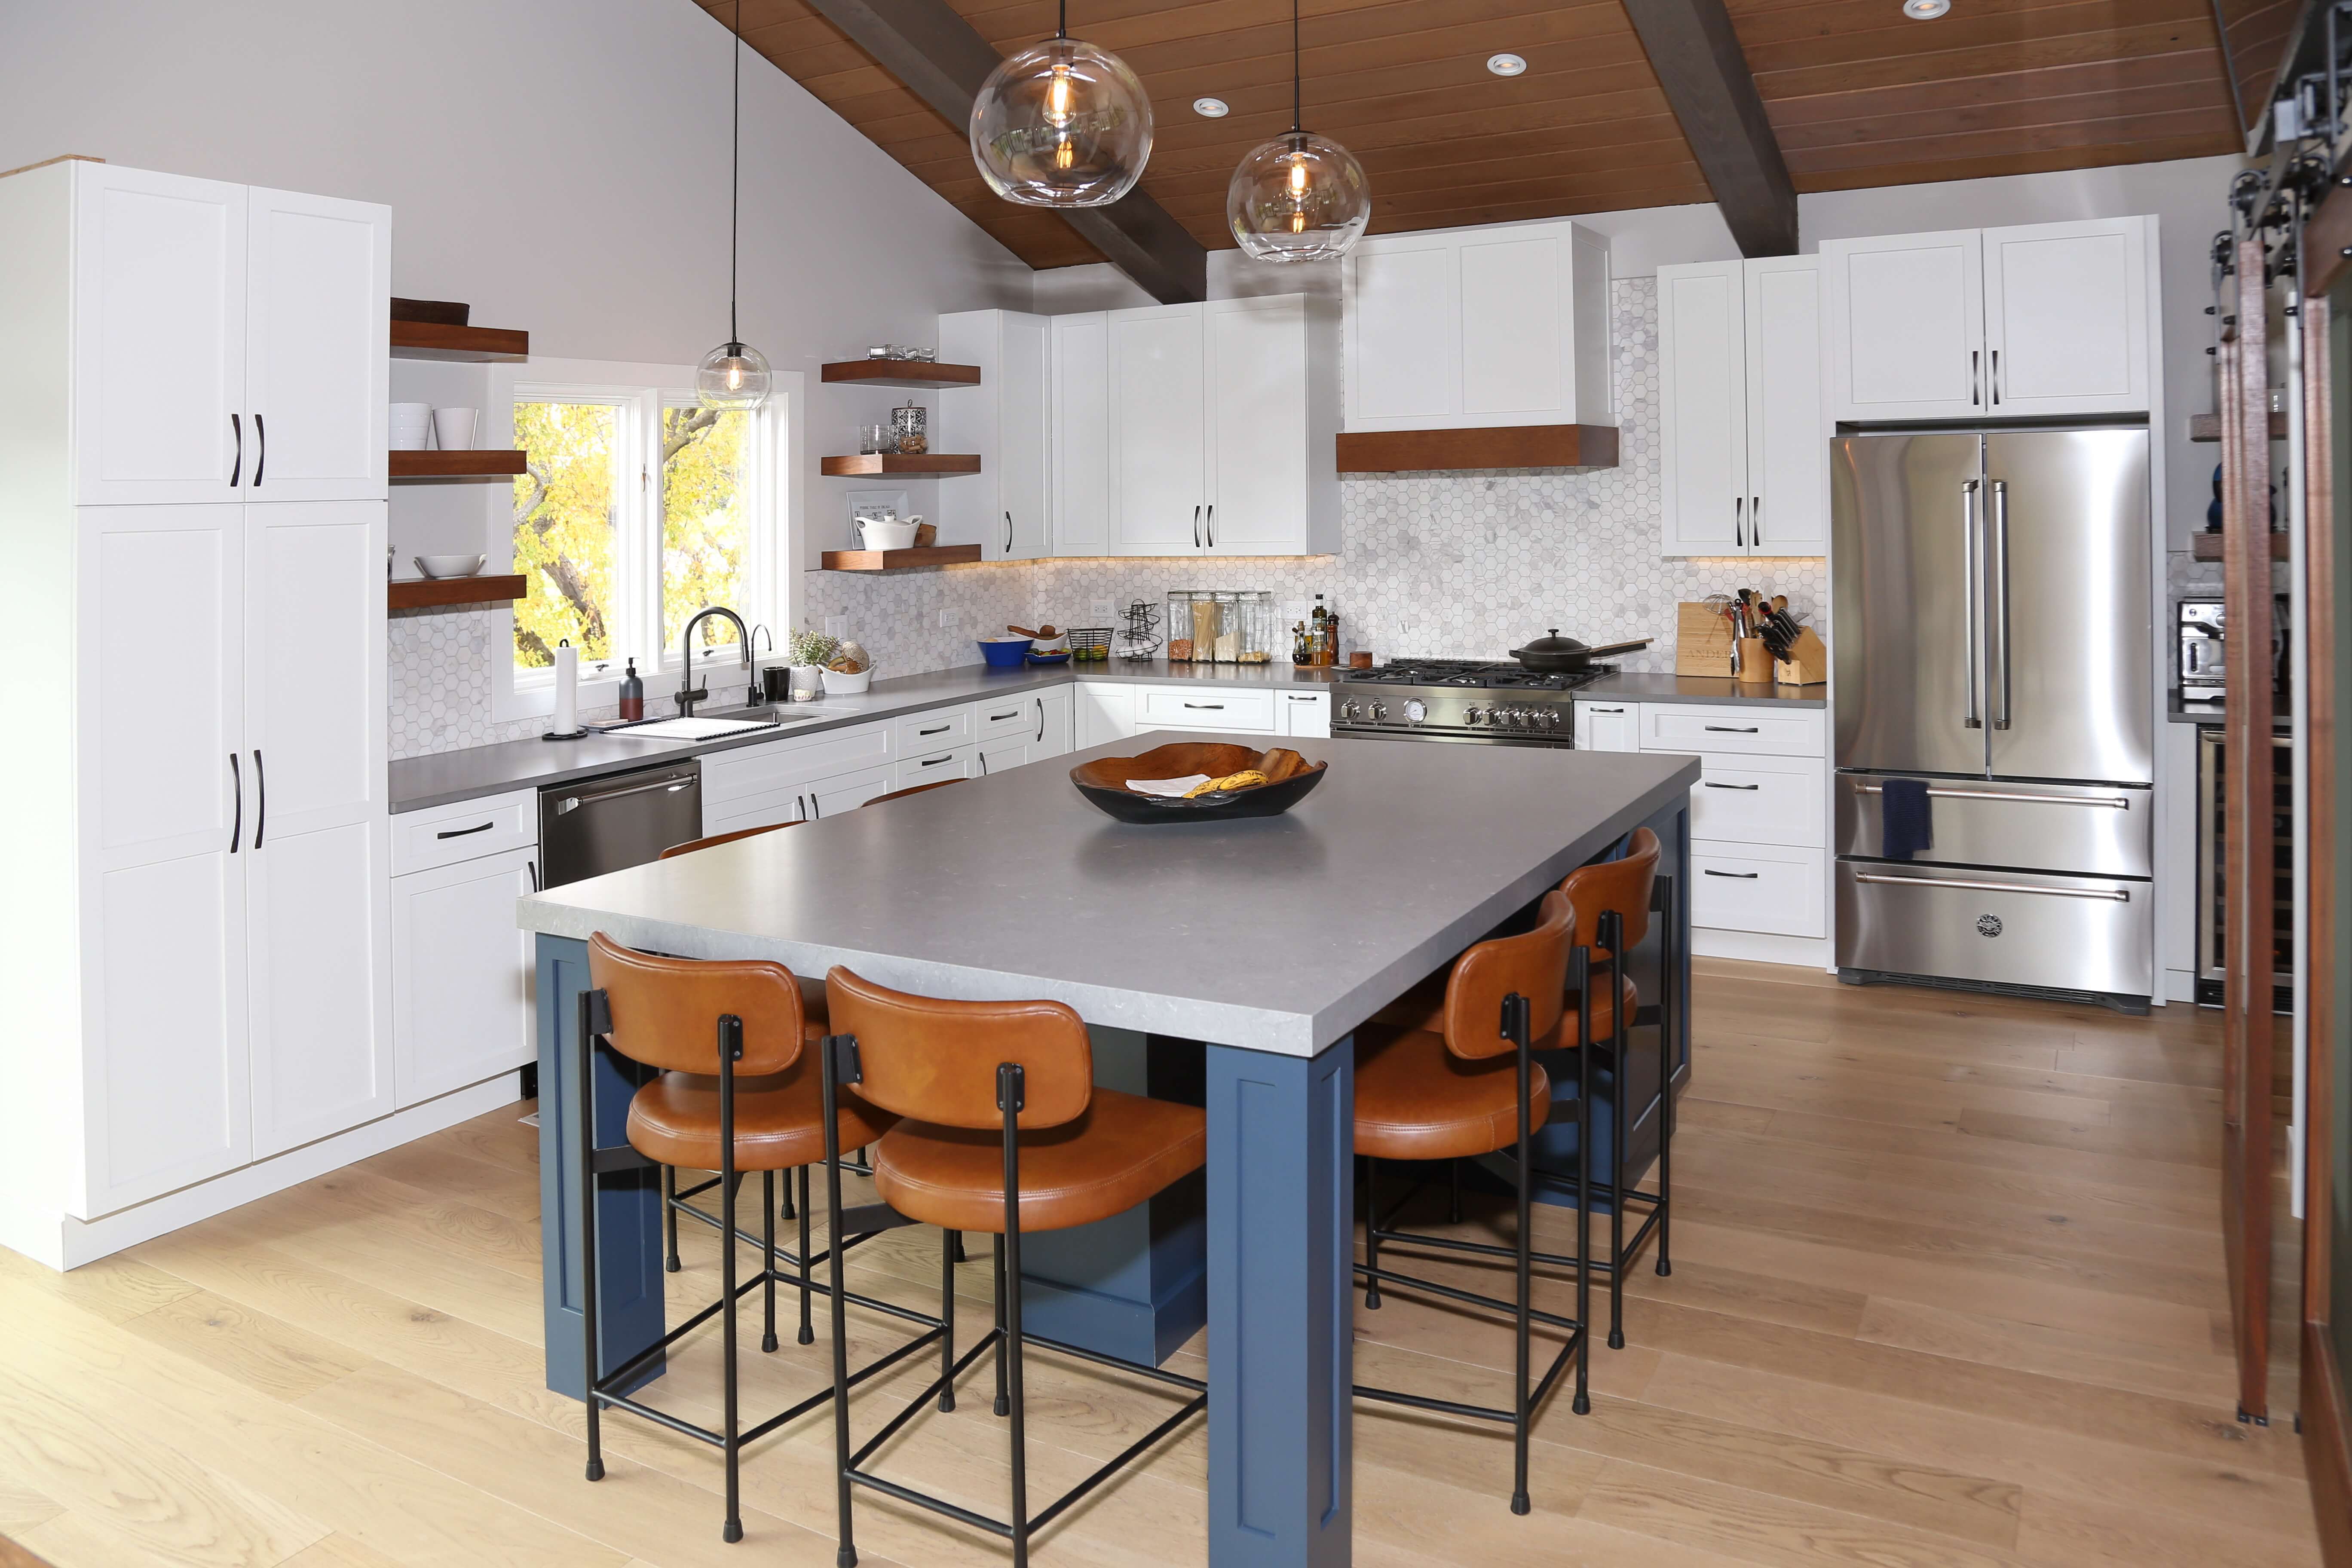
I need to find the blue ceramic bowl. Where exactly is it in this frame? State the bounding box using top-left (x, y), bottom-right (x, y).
top-left (978, 637), bottom-right (1033, 668)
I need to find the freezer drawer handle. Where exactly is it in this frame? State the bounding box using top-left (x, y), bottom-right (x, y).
top-left (1855, 871), bottom-right (2129, 902)
top-left (436, 821), bottom-right (497, 839)
top-left (1703, 869), bottom-right (1760, 879)
top-left (1853, 783), bottom-right (2131, 809)
top-left (1703, 781), bottom-right (1761, 791)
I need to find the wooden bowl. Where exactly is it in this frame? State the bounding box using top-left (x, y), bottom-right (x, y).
top-left (1070, 742), bottom-right (1328, 824)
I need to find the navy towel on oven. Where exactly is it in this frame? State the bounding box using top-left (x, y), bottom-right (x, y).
top-left (1880, 778), bottom-right (1933, 861)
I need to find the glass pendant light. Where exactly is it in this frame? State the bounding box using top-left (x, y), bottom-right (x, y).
top-left (1227, 0), bottom-right (1370, 263)
top-left (698, 0), bottom-right (771, 411)
top-left (969, 1), bottom-right (1153, 208)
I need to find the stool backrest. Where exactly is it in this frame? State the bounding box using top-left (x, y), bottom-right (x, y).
top-left (1559, 827), bottom-right (1659, 953)
top-left (863, 778), bottom-right (970, 808)
top-left (1442, 889), bottom-right (1574, 1061)
top-left (588, 932), bottom-right (805, 1075)
top-left (824, 967), bottom-right (1092, 1130)
top-left (659, 819), bottom-right (802, 859)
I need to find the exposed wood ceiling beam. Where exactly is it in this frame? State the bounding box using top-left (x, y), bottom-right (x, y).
top-left (1617, 0), bottom-right (1799, 257)
top-left (796, 0), bottom-right (1209, 301)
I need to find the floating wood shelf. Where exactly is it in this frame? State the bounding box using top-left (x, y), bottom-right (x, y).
top-left (819, 545), bottom-right (983, 571)
top-left (820, 453), bottom-right (981, 476)
top-left (821, 360), bottom-right (981, 389)
top-left (389, 574), bottom-right (528, 611)
top-left (389, 319), bottom-right (530, 361)
top-left (2189, 413), bottom-right (2288, 442)
top-left (391, 449), bottom-right (529, 479)
top-left (1335, 423), bottom-right (1620, 474)
top-left (2191, 532), bottom-right (2291, 561)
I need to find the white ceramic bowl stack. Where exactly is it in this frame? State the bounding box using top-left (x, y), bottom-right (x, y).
top-left (389, 402), bottom-right (435, 450)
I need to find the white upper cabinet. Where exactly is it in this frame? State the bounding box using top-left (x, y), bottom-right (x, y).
top-left (1109, 304), bottom-right (1211, 553)
top-left (1204, 294), bottom-right (1340, 555)
top-left (1824, 217), bottom-right (2150, 422)
top-left (1344, 218), bottom-right (1611, 432)
top-left (1981, 218), bottom-right (2150, 417)
top-left (1049, 312), bottom-right (1111, 555)
top-left (1659, 261), bottom-right (1746, 556)
top-left (1659, 256), bottom-right (1826, 557)
top-left (72, 165), bottom-right (249, 505)
top-left (1823, 228), bottom-right (1984, 422)
top-left (244, 187), bottom-right (391, 502)
top-left (937, 309), bottom-right (1050, 560)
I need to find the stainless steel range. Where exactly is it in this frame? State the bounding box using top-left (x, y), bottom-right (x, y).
top-left (1331, 658), bottom-right (1620, 745)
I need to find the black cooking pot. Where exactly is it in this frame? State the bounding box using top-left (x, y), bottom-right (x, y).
top-left (1507, 629), bottom-right (1654, 673)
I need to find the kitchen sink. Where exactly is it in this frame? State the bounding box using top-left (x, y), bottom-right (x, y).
top-left (696, 702), bottom-right (842, 726)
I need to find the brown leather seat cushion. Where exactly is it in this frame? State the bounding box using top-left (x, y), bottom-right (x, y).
top-left (870, 1089), bottom-right (1206, 1234)
top-left (1369, 967), bottom-right (1639, 1047)
top-left (627, 1057), bottom-right (892, 1172)
top-left (1353, 1023), bottom-right (1552, 1162)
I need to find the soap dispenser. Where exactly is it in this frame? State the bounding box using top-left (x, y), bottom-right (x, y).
top-left (618, 658), bottom-right (644, 721)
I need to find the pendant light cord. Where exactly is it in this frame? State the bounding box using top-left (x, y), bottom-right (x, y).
top-left (1292, 0), bottom-right (1302, 133)
top-left (1058, 0), bottom-right (1067, 40)
top-left (729, 0), bottom-right (743, 348)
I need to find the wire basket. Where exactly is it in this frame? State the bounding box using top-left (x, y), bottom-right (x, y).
top-left (1066, 626), bottom-right (1112, 663)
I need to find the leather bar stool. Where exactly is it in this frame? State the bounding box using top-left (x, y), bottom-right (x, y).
top-left (659, 819), bottom-right (804, 858)
top-left (574, 934), bottom-right (952, 1543)
top-left (1351, 890), bottom-right (1591, 1514)
top-left (817, 967), bottom-right (1210, 1568)
top-left (1368, 828), bottom-right (1672, 1349)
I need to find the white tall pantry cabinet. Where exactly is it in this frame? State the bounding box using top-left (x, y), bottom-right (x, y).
top-left (0, 159), bottom-right (398, 1269)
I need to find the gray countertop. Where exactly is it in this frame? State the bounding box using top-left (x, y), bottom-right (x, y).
top-left (392, 659), bottom-right (1816, 814)
top-left (515, 731), bottom-right (1698, 1056)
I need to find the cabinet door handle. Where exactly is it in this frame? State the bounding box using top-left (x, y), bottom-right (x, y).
top-left (1703, 724), bottom-right (1759, 733)
top-left (229, 413), bottom-right (242, 488)
top-left (435, 820), bottom-right (496, 839)
top-left (810, 791), bottom-right (822, 820)
top-left (1702, 781), bottom-right (1762, 790)
top-left (1990, 349), bottom-right (2000, 406)
top-left (1004, 510), bottom-right (1014, 554)
top-left (1751, 495), bottom-right (1761, 546)
top-left (254, 413), bottom-right (266, 486)
top-left (251, 749), bottom-right (266, 847)
top-left (1184, 702), bottom-right (1225, 710)
top-left (1733, 496), bottom-right (1743, 549)
top-left (1703, 869), bottom-right (1760, 879)
top-left (1193, 504), bottom-right (1202, 548)
top-left (527, 860), bottom-right (539, 892)
top-left (1971, 349), bottom-right (1981, 406)
top-left (1035, 698), bottom-right (1045, 742)
top-left (1205, 503), bottom-right (1215, 548)
top-left (228, 753), bottom-right (242, 853)
top-left (980, 750), bottom-right (991, 776)
top-left (918, 723), bottom-right (950, 736)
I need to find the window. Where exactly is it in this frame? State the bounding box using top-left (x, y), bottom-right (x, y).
top-left (490, 359), bottom-right (800, 722)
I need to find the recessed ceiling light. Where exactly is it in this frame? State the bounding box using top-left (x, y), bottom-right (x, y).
top-left (1193, 96), bottom-right (1230, 117)
top-left (1486, 52), bottom-right (1528, 77)
top-left (1902, 0), bottom-right (1949, 16)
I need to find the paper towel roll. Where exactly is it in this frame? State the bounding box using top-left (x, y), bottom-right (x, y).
top-left (552, 641), bottom-right (578, 734)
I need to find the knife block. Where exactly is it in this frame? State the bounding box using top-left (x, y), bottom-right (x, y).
top-left (1773, 627), bottom-right (1828, 686)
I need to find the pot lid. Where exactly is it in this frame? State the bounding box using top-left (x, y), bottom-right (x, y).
top-left (1512, 628), bottom-right (1589, 655)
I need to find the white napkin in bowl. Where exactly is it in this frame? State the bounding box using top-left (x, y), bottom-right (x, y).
top-left (1125, 774), bottom-right (1213, 798)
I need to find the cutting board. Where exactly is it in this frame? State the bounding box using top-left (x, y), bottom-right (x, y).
top-left (1674, 602), bottom-right (1736, 676)
top-left (609, 716), bottom-right (780, 741)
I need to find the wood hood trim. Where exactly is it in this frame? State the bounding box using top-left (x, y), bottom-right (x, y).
top-left (1335, 425), bottom-right (1620, 475)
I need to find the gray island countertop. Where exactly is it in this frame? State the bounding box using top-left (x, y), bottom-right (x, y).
top-left (516, 731), bottom-right (1700, 1055)
top-left (392, 659), bottom-right (1820, 814)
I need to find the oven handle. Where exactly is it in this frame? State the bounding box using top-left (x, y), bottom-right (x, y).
top-left (1852, 783), bottom-right (2132, 809)
top-left (1855, 871), bottom-right (2129, 902)
top-left (551, 773), bottom-right (696, 813)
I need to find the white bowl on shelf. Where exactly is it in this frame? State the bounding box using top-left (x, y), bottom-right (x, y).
top-left (414, 554), bottom-right (488, 579)
top-left (389, 402), bottom-right (434, 451)
top-left (857, 519), bottom-right (920, 551)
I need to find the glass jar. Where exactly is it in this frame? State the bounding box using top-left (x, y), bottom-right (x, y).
top-left (1208, 592), bottom-right (1242, 663)
top-left (1164, 590), bottom-right (1197, 662)
top-left (891, 401), bottom-right (928, 455)
top-left (1240, 591), bottom-right (1275, 662)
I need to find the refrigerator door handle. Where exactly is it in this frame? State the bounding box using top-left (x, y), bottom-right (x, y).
top-left (1961, 478), bottom-right (1983, 729)
top-left (1989, 479), bottom-right (2012, 731)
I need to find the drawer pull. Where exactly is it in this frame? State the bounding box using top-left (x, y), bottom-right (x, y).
top-left (988, 709), bottom-right (1022, 721)
top-left (1586, 706), bottom-right (1625, 714)
top-left (1702, 782), bottom-right (1761, 791)
top-left (918, 723), bottom-right (951, 737)
top-left (1703, 725), bottom-right (1760, 734)
top-left (918, 754), bottom-right (954, 768)
top-left (1703, 869), bottom-right (1760, 879)
top-left (1853, 783), bottom-right (2130, 809)
top-left (1184, 703), bottom-right (1225, 710)
top-left (1855, 871), bottom-right (2129, 902)
top-left (435, 821), bottom-right (496, 839)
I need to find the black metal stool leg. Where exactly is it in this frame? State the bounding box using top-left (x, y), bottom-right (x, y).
top-left (1510, 994), bottom-right (1534, 1516)
top-left (1657, 876), bottom-right (1676, 1278)
top-left (763, 1168), bottom-right (781, 1353)
top-left (1362, 1157), bottom-right (1383, 1310)
top-left (797, 1164), bottom-right (816, 1346)
top-left (993, 1233), bottom-right (1011, 1418)
top-left (662, 1164), bottom-right (681, 1272)
top-left (1573, 956), bottom-right (1593, 1416)
top-left (577, 989), bottom-right (606, 1482)
top-left (819, 1038), bottom-right (858, 1568)
top-left (718, 1020), bottom-right (744, 1543)
top-left (939, 1229), bottom-right (959, 1412)
top-left (999, 1064), bottom-right (1031, 1568)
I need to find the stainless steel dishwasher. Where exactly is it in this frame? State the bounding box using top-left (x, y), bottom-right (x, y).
top-left (538, 761), bottom-right (701, 887)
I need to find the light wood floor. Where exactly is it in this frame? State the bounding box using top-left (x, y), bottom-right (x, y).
top-left (0, 960), bottom-right (2322, 1568)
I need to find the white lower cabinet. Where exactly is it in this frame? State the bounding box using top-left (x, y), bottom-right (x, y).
top-left (1632, 701), bottom-right (1830, 945)
top-left (1683, 753), bottom-right (1826, 849)
top-left (1076, 683), bottom-right (1137, 749)
top-left (1036, 689), bottom-right (1075, 758)
top-left (807, 764), bottom-right (896, 818)
top-left (1574, 700), bottom-right (1640, 753)
top-left (248, 816), bottom-right (393, 1155)
top-left (1136, 684), bottom-right (1278, 733)
top-left (392, 845), bottom-right (537, 1108)
top-left (1279, 690), bottom-right (1331, 738)
top-left (1689, 840), bottom-right (1827, 939)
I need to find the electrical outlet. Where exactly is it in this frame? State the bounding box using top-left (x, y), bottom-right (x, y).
top-left (1089, 600), bottom-right (1115, 623)
top-left (824, 616), bottom-right (847, 638)
top-left (937, 608), bottom-right (956, 629)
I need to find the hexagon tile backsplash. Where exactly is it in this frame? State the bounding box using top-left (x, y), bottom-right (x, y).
top-left (391, 279), bottom-right (1828, 760)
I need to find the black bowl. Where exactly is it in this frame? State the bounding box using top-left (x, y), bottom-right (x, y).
top-left (1070, 741), bottom-right (1328, 824)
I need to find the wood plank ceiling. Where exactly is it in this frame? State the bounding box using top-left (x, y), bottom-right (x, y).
top-left (708, 0), bottom-right (2247, 272)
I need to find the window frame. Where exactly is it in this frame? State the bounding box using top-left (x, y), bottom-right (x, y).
top-left (486, 357), bottom-right (803, 725)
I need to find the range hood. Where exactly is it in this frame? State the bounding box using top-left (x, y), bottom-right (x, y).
top-left (1334, 424), bottom-right (1619, 474)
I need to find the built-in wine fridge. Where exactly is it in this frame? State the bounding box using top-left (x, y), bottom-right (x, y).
top-left (2197, 724), bottom-right (2294, 1012)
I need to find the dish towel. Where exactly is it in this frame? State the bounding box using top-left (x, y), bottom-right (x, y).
top-left (1880, 778), bottom-right (1933, 861)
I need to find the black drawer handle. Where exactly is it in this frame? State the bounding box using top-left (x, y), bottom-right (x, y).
top-left (918, 754), bottom-right (954, 768)
top-left (1703, 781), bottom-right (1761, 791)
top-left (1703, 725), bottom-right (1760, 733)
top-left (1184, 702), bottom-right (1225, 710)
top-left (919, 723), bottom-right (951, 736)
top-left (1703, 869), bottom-right (1760, 879)
top-left (436, 821), bottom-right (496, 839)
top-left (1586, 706), bottom-right (1625, 714)
top-left (989, 709), bottom-right (1022, 721)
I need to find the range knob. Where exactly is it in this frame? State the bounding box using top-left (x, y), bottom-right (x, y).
top-left (1500, 707), bottom-right (1524, 728)
top-left (1541, 707), bottom-right (1565, 729)
top-left (1464, 706), bottom-right (1483, 726)
top-left (1403, 698), bottom-right (1428, 725)
top-left (1338, 700), bottom-right (1359, 721)
top-left (1369, 701), bottom-right (1389, 723)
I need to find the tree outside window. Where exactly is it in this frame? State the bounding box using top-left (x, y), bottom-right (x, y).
top-left (512, 400), bottom-right (619, 670)
top-left (661, 404), bottom-right (752, 655)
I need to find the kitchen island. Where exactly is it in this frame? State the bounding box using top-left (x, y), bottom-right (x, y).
top-left (518, 730), bottom-right (1697, 1567)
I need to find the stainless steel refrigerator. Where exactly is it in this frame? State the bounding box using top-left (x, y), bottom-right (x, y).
top-left (1831, 428), bottom-right (2154, 1011)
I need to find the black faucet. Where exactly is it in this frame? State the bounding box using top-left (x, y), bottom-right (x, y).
top-left (674, 606), bottom-right (753, 716)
